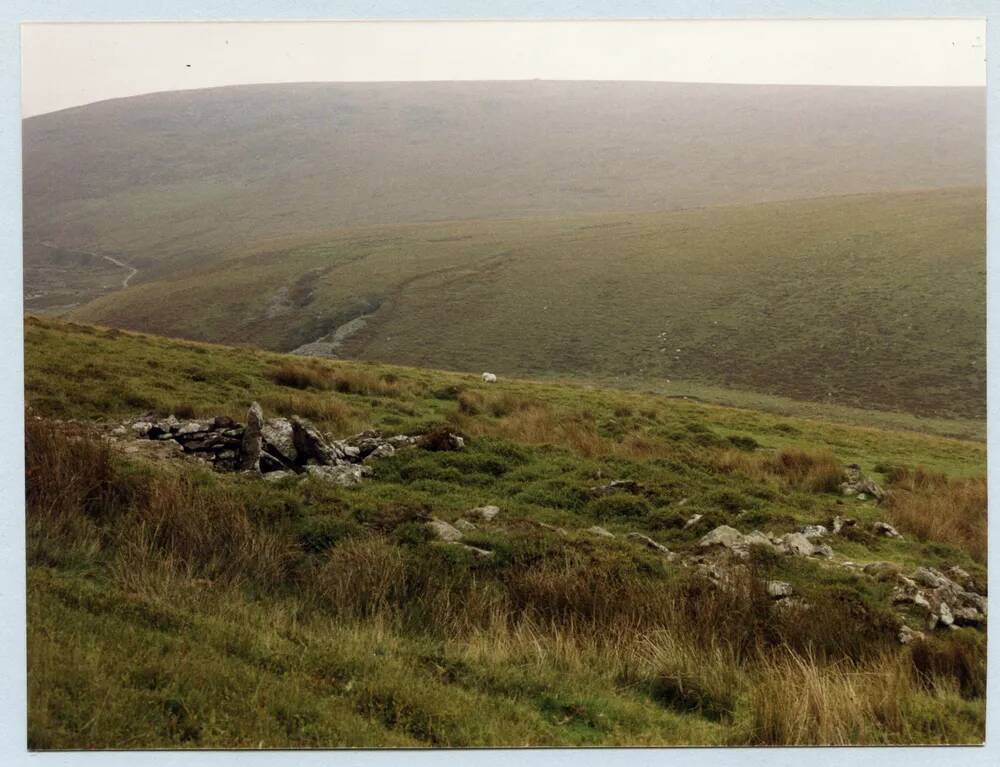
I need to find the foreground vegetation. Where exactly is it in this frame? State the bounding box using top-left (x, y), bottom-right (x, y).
top-left (25, 317), bottom-right (986, 747)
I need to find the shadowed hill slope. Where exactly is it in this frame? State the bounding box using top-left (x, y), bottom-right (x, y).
top-left (69, 187), bottom-right (986, 420)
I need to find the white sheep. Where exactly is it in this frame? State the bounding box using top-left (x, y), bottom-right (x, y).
top-left (482, 372), bottom-right (497, 383)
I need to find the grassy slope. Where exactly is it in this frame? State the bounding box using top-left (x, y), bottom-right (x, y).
top-left (70, 187), bottom-right (986, 421)
top-left (25, 318), bottom-right (986, 747)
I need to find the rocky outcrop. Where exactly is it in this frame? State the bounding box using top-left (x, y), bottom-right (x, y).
top-left (698, 526), bottom-right (831, 559)
top-left (840, 464), bottom-right (886, 501)
top-left (889, 565), bottom-right (986, 630)
top-left (121, 404), bottom-right (422, 484)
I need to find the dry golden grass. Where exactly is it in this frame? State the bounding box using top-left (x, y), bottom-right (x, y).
top-left (455, 403), bottom-right (607, 458)
top-left (268, 360), bottom-right (332, 390)
top-left (112, 473), bottom-right (291, 589)
top-left (884, 467), bottom-right (987, 563)
top-left (310, 536), bottom-right (408, 619)
top-left (453, 398), bottom-right (672, 461)
top-left (258, 392), bottom-right (364, 434)
top-left (330, 368), bottom-right (412, 398)
top-left (714, 447), bottom-right (843, 492)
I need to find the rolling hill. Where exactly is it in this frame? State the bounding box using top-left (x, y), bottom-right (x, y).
top-left (67, 187), bottom-right (986, 421)
top-left (23, 81), bottom-right (985, 421)
top-left (24, 81), bottom-right (983, 284)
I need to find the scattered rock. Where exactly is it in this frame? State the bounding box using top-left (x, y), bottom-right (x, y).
top-left (362, 443), bottom-right (396, 463)
top-left (263, 470), bottom-right (296, 483)
top-left (938, 601), bottom-right (955, 627)
top-left (590, 479), bottom-right (645, 497)
top-left (683, 513), bottom-right (703, 529)
top-left (898, 625), bottom-right (924, 645)
top-left (448, 542), bottom-right (494, 558)
top-left (533, 521), bottom-right (568, 536)
top-left (698, 526), bottom-right (789, 558)
top-left (873, 521), bottom-right (903, 539)
top-left (840, 465), bottom-right (885, 501)
top-left (699, 525), bottom-right (744, 550)
top-left (739, 530), bottom-right (769, 545)
top-left (418, 429), bottom-right (465, 451)
top-left (857, 478), bottom-right (886, 501)
top-left (625, 532), bottom-right (674, 558)
top-left (176, 420), bottom-right (213, 436)
top-left (832, 515), bottom-right (856, 534)
top-left (953, 607), bottom-right (986, 627)
top-left (864, 561), bottom-right (901, 580)
top-left (774, 597), bottom-right (810, 613)
top-left (305, 464), bottom-right (368, 486)
top-left (454, 519), bottom-right (478, 533)
top-left (427, 518), bottom-right (464, 542)
top-left (469, 505), bottom-right (501, 522)
top-left (778, 532), bottom-right (831, 558)
top-left (799, 524), bottom-right (828, 540)
top-left (912, 567), bottom-right (944, 589)
top-left (767, 581), bottom-right (793, 599)
top-left (588, 525), bottom-right (615, 538)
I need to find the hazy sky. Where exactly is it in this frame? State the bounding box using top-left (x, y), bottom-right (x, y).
top-left (21, 19), bottom-right (986, 117)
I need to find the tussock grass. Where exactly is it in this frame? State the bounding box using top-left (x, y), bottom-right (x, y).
top-left (25, 423), bottom-right (985, 746)
top-left (883, 467), bottom-right (987, 563)
top-left (258, 392), bottom-right (363, 434)
top-left (714, 447), bottom-right (843, 493)
top-left (269, 360), bottom-right (331, 390)
top-left (455, 403), bottom-right (607, 458)
top-left (330, 369), bottom-right (412, 398)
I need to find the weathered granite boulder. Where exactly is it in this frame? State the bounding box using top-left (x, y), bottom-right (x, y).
top-left (626, 532), bottom-right (674, 558)
top-left (469, 505), bottom-right (501, 522)
top-left (588, 525), bottom-right (615, 538)
top-left (304, 463), bottom-right (368, 486)
top-left (427, 518), bottom-right (464, 542)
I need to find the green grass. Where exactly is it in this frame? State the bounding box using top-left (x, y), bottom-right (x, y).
top-left (68, 187), bottom-right (985, 420)
top-left (24, 317), bottom-right (986, 747)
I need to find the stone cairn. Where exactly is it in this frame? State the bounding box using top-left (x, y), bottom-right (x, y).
top-left (124, 403), bottom-right (460, 486)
